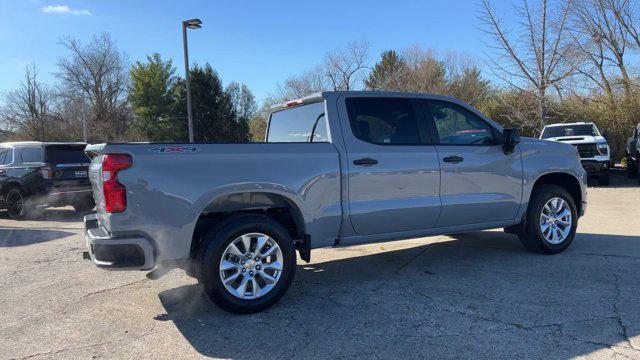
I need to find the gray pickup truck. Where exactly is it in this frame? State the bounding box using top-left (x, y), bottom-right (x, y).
top-left (83, 91), bottom-right (587, 313)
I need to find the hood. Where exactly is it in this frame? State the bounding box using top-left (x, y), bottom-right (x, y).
top-left (541, 135), bottom-right (606, 145)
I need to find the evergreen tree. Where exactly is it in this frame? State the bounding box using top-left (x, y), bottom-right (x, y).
top-left (173, 64), bottom-right (249, 143)
top-left (365, 50), bottom-right (407, 90)
top-left (129, 53), bottom-right (180, 141)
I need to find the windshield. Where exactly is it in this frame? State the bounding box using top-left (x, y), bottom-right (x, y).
top-left (541, 124), bottom-right (599, 139)
top-left (267, 102), bottom-right (328, 143)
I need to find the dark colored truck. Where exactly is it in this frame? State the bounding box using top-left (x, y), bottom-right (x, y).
top-left (0, 142), bottom-right (95, 219)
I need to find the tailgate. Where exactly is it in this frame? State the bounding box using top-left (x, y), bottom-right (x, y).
top-left (45, 144), bottom-right (91, 183)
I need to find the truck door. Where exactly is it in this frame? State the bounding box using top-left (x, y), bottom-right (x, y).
top-left (340, 96), bottom-right (441, 235)
top-left (421, 100), bottom-right (523, 227)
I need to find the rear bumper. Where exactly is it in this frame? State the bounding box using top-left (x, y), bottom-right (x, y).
top-left (84, 214), bottom-right (155, 270)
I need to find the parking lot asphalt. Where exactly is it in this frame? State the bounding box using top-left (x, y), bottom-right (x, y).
top-left (1, 172), bottom-right (639, 360)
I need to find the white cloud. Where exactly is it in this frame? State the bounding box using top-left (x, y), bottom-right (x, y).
top-left (41, 5), bottom-right (91, 16)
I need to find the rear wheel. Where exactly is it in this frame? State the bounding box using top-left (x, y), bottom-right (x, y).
top-left (519, 185), bottom-right (578, 254)
top-left (72, 198), bottom-right (95, 213)
top-left (5, 188), bottom-right (30, 220)
top-left (196, 214), bottom-right (296, 314)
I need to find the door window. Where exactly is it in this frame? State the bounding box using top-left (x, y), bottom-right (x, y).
top-left (18, 147), bottom-right (43, 163)
top-left (426, 101), bottom-right (494, 145)
top-left (346, 98), bottom-right (422, 145)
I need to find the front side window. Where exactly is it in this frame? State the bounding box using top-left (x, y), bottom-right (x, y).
top-left (267, 102), bottom-right (327, 143)
top-left (426, 101), bottom-right (494, 145)
top-left (19, 147), bottom-right (42, 163)
top-left (346, 98), bottom-right (421, 145)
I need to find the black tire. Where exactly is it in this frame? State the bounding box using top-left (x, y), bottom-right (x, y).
top-left (627, 156), bottom-right (638, 178)
top-left (196, 214), bottom-right (296, 314)
top-left (5, 187), bottom-right (30, 220)
top-left (518, 185), bottom-right (578, 254)
top-left (598, 173), bottom-right (610, 186)
top-left (72, 198), bottom-right (95, 213)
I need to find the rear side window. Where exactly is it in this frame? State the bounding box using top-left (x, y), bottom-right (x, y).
top-left (346, 98), bottom-right (421, 145)
top-left (45, 145), bottom-right (90, 164)
top-left (18, 147), bottom-right (42, 163)
top-left (267, 102), bottom-right (327, 143)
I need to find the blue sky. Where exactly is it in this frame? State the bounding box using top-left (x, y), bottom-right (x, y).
top-left (0, 0), bottom-right (512, 104)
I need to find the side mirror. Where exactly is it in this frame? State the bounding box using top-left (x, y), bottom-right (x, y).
top-left (503, 128), bottom-right (520, 154)
top-left (602, 130), bottom-right (609, 140)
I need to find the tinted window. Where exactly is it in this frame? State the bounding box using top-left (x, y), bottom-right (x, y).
top-left (541, 124), bottom-right (598, 139)
top-left (0, 148), bottom-right (9, 165)
top-left (267, 102), bottom-right (327, 142)
top-left (45, 145), bottom-right (90, 164)
top-left (19, 147), bottom-right (42, 163)
top-left (427, 101), bottom-right (493, 145)
top-left (346, 98), bottom-right (420, 145)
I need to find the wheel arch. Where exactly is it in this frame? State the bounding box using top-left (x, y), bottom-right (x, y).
top-left (190, 191), bottom-right (308, 261)
top-left (531, 172), bottom-right (583, 215)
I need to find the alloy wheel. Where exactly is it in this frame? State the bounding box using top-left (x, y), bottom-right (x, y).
top-left (219, 233), bottom-right (284, 299)
top-left (539, 197), bottom-right (572, 245)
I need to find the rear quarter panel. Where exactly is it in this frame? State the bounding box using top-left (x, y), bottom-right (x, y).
top-left (93, 143), bottom-right (341, 261)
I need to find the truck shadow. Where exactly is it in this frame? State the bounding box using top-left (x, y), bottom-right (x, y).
top-left (157, 231), bottom-right (640, 359)
top-left (0, 227), bottom-right (75, 247)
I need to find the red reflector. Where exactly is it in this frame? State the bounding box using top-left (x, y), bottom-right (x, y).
top-left (41, 164), bottom-right (53, 179)
top-left (102, 154), bottom-right (132, 213)
top-left (103, 179), bottom-right (127, 213)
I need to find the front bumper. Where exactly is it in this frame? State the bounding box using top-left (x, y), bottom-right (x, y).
top-left (84, 214), bottom-right (155, 270)
top-left (581, 160), bottom-right (610, 175)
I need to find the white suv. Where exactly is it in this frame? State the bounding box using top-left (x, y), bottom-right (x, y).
top-left (541, 122), bottom-right (611, 185)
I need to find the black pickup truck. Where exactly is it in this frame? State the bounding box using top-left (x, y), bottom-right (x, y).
top-left (0, 142), bottom-right (95, 219)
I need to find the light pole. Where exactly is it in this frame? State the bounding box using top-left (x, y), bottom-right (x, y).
top-left (182, 18), bottom-right (202, 143)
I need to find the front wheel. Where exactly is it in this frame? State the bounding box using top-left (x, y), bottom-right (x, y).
top-left (627, 156), bottom-right (638, 178)
top-left (196, 214), bottom-right (297, 314)
top-left (519, 185), bottom-right (578, 254)
top-left (598, 173), bottom-right (610, 186)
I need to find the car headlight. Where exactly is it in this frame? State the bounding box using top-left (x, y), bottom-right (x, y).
top-left (597, 142), bottom-right (609, 156)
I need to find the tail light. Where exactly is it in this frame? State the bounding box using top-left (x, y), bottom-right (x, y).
top-left (102, 154), bottom-right (132, 213)
top-left (41, 164), bottom-right (53, 179)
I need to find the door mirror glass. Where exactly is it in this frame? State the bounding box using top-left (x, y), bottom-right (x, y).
top-left (503, 128), bottom-right (520, 154)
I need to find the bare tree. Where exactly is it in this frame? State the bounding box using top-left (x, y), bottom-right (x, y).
top-left (227, 82), bottom-right (258, 121)
top-left (480, 0), bottom-right (579, 128)
top-left (572, 0), bottom-right (632, 100)
top-left (1, 64), bottom-right (58, 140)
top-left (57, 33), bottom-right (130, 141)
top-left (605, 0), bottom-right (640, 48)
top-left (271, 41), bottom-right (370, 102)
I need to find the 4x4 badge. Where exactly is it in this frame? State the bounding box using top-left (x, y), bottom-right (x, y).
top-left (149, 146), bottom-right (200, 153)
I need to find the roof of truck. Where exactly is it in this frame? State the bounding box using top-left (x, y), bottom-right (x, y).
top-left (269, 90), bottom-right (471, 112)
top-left (544, 122), bottom-right (593, 127)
